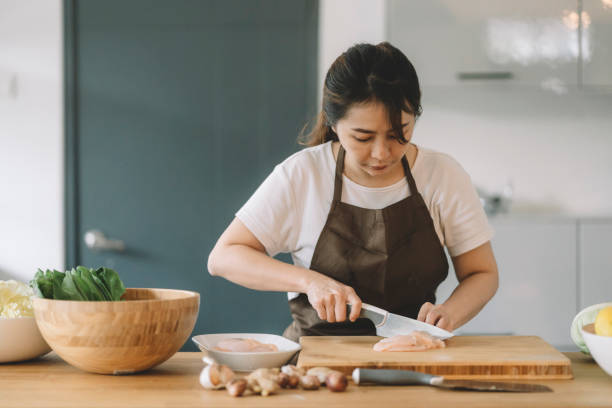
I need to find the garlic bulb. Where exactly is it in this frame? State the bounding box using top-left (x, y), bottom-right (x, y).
top-left (199, 357), bottom-right (235, 390)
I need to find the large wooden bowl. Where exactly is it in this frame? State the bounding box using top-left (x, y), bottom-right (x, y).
top-left (32, 288), bottom-right (199, 374)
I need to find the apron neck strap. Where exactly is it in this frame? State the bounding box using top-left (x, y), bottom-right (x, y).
top-left (333, 145), bottom-right (346, 202)
top-left (400, 153), bottom-right (419, 194)
top-left (333, 144), bottom-right (419, 203)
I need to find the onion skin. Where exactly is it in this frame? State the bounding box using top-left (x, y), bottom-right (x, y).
top-left (326, 372), bottom-right (348, 392)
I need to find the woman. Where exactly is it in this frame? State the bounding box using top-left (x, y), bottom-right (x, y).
top-left (208, 42), bottom-right (498, 341)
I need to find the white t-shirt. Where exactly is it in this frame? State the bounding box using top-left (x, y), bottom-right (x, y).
top-left (236, 141), bottom-right (493, 299)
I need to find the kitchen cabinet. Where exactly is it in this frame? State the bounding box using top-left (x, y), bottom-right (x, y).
top-left (578, 219), bottom-right (612, 308)
top-left (437, 215), bottom-right (612, 350)
top-left (583, 0), bottom-right (612, 87)
top-left (387, 0), bottom-right (579, 87)
top-left (436, 216), bottom-right (578, 349)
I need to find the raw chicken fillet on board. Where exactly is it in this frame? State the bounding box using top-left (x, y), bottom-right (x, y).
top-left (373, 331), bottom-right (446, 352)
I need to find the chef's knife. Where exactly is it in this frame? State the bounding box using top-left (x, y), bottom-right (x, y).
top-left (349, 303), bottom-right (454, 340)
top-left (352, 368), bottom-right (553, 393)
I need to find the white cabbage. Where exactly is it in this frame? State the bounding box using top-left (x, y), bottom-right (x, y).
top-left (0, 280), bottom-right (34, 318)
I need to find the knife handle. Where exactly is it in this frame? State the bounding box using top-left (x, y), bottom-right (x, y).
top-left (346, 303), bottom-right (386, 326)
top-left (353, 368), bottom-right (438, 386)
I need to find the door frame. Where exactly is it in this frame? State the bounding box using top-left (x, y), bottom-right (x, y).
top-left (64, 0), bottom-right (79, 268)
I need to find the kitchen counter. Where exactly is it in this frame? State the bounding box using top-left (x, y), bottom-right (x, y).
top-left (1, 352), bottom-right (611, 408)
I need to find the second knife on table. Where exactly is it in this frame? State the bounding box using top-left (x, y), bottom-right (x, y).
top-left (352, 368), bottom-right (553, 392)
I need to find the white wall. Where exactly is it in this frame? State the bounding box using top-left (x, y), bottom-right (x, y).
top-left (318, 0), bottom-right (386, 99)
top-left (0, 0), bottom-right (64, 282)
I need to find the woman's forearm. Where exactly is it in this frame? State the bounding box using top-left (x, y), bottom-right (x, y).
top-left (442, 270), bottom-right (498, 329)
top-left (208, 243), bottom-right (317, 293)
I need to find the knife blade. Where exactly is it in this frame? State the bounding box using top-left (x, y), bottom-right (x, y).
top-left (349, 303), bottom-right (454, 340)
top-left (352, 368), bottom-right (553, 393)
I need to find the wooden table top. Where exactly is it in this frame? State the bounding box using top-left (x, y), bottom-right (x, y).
top-left (1, 352), bottom-right (611, 408)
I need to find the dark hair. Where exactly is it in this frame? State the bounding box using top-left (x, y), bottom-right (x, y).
top-left (301, 42), bottom-right (422, 146)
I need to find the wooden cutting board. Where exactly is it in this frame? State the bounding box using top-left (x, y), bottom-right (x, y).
top-left (297, 336), bottom-right (573, 380)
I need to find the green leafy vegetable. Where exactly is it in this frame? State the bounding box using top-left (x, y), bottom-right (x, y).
top-left (96, 267), bottom-right (126, 301)
top-left (29, 266), bottom-right (126, 301)
top-left (73, 267), bottom-right (104, 301)
top-left (30, 269), bottom-right (65, 299)
top-left (51, 277), bottom-right (72, 300)
top-left (89, 271), bottom-right (113, 301)
top-left (60, 270), bottom-right (85, 300)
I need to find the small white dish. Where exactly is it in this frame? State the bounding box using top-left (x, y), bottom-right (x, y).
top-left (192, 333), bottom-right (300, 372)
top-left (570, 302), bottom-right (612, 354)
top-left (581, 323), bottom-right (612, 377)
top-left (0, 317), bottom-right (51, 363)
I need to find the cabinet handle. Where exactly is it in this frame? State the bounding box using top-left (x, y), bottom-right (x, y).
top-left (457, 71), bottom-right (514, 80)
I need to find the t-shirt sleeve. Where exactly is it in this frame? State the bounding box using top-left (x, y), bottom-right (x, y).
top-left (438, 158), bottom-right (494, 257)
top-left (235, 164), bottom-right (297, 257)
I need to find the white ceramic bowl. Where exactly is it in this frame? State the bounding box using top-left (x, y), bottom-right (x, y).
top-left (0, 317), bottom-right (51, 363)
top-left (571, 302), bottom-right (612, 354)
top-left (192, 333), bottom-right (300, 372)
top-left (581, 323), bottom-right (612, 376)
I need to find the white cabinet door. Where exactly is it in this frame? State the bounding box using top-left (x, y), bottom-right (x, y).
top-left (583, 0), bottom-right (612, 87)
top-left (387, 0), bottom-right (579, 87)
top-left (578, 219), bottom-right (612, 309)
top-left (436, 217), bottom-right (577, 349)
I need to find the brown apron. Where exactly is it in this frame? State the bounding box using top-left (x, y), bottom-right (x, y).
top-left (283, 145), bottom-right (449, 341)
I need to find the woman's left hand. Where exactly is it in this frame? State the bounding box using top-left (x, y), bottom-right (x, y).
top-left (417, 302), bottom-right (454, 331)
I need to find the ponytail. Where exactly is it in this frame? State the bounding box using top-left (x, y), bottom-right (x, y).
top-left (298, 111), bottom-right (338, 147)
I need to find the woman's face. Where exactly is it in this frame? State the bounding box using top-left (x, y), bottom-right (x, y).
top-left (333, 101), bottom-right (415, 182)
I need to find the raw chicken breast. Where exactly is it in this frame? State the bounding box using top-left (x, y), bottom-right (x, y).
top-left (372, 331), bottom-right (446, 352)
top-left (213, 338), bottom-right (279, 353)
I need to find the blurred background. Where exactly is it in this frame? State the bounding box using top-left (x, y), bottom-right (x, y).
top-left (1, 0), bottom-right (611, 351)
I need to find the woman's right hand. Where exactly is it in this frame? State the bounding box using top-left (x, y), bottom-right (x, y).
top-left (305, 272), bottom-right (362, 323)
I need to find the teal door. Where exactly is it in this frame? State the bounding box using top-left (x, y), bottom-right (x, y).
top-left (66, 0), bottom-right (318, 350)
